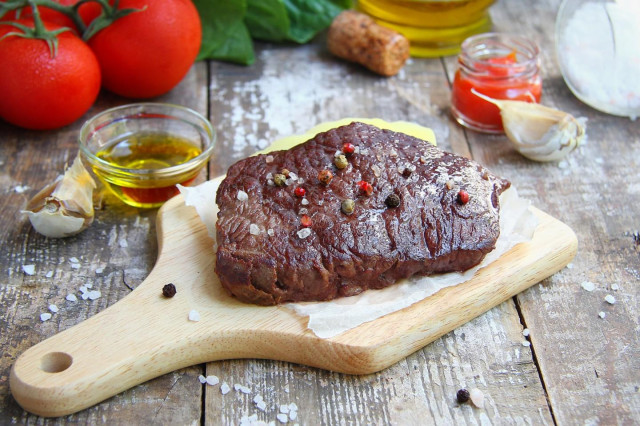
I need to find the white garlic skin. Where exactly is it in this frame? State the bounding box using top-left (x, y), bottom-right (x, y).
top-left (23, 155), bottom-right (96, 238)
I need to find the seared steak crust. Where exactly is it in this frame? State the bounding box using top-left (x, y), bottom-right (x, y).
top-left (215, 122), bottom-right (510, 305)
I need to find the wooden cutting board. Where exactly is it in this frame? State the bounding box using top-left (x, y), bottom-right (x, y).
top-left (10, 191), bottom-right (577, 417)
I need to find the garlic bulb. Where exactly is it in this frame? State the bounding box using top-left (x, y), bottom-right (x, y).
top-left (472, 89), bottom-right (587, 162)
top-left (23, 155), bottom-right (96, 238)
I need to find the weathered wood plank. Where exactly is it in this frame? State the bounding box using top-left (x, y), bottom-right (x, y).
top-left (0, 62), bottom-right (207, 423)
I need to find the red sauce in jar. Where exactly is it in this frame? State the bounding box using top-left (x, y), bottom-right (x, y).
top-left (451, 33), bottom-right (542, 133)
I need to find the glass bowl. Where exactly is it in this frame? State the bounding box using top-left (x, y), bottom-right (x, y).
top-left (555, 0), bottom-right (640, 119)
top-left (79, 103), bottom-right (215, 208)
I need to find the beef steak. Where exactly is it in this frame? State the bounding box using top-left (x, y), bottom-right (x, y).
top-left (215, 122), bottom-right (510, 305)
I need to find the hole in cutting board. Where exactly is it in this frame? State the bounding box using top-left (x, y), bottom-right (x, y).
top-left (40, 352), bottom-right (73, 373)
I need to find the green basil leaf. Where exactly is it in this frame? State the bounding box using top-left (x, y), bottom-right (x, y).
top-left (245, 0), bottom-right (290, 42)
top-left (283, 0), bottom-right (349, 44)
top-left (193, 0), bottom-right (255, 65)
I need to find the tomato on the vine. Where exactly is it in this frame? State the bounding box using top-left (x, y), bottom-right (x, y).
top-left (87, 0), bottom-right (201, 99)
top-left (3, 0), bottom-right (80, 32)
top-left (0, 20), bottom-right (101, 130)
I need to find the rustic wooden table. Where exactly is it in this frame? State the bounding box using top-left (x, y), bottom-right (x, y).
top-left (1, 0), bottom-right (639, 424)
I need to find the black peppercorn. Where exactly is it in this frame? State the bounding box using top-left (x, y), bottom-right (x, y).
top-left (456, 388), bottom-right (470, 404)
top-left (385, 193), bottom-right (401, 208)
top-left (162, 283), bottom-right (177, 298)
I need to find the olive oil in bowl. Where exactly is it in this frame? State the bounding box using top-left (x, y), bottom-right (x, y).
top-left (79, 103), bottom-right (215, 208)
top-left (95, 132), bottom-right (204, 208)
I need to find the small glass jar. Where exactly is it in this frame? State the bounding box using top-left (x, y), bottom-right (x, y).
top-left (451, 33), bottom-right (542, 133)
top-left (79, 103), bottom-right (215, 208)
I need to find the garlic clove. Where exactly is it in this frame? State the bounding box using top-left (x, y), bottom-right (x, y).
top-left (472, 89), bottom-right (586, 162)
top-left (23, 155), bottom-right (96, 238)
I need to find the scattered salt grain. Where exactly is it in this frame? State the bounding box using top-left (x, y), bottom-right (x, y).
top-left (249, 224), bottom-right (260, 235)
top-left (267, 179), bottom-right (275, 186)
top-left (267, 229), bottom-right (275, 237)
top-left (522, 328), bottom-right (530, 337)
top-left (265, 155), bottom-right (274, 163)
top-left (288, 172), bottom-right (298, 181)
top-left (389, 148), bottom-right (398, 157)
top-left (237, 190), bottom-right (249, 201)
top-left (334, 150), bottom-right (342, 157)
top-left (71, 262), bottom-right (81, 270)
top-left (289, 411), bottom-right (298, 421)
top-left (198, 375), bottom-right (207, 384)
top-left (267, 172), bottom-right (273, 179)
top-left (256, 400), bottom-right (267, 411)
top-left (279, 405), bottom-right (290, 414)
top-left (206, 375), bottom-right (219, 386)
top-left (119, 239), bottom-right (128, 248)
top-left (371, 164), bottom-right (381, 177)
top-left (276, 413), bottom-right (288, 424)
top-left (253, 394), bottom-right (263, 403)
top-left (558, 160), bottom-right (569, 170)
top-left (288, 403), bottom-right (297, 412)
top-left (66, 293), bottom-right (77, 302)
top-left (40, 312), bottom-right (52, 322)
top-left (14, 185), bottom-right (29, 193)
top-left (85, 283), bottom-right (93, 289)
top-left (234, 383), bottom-right (251, 393)
top-left (188, 310), bottom-right (201, 322)
top-left (598, 311), bottom-right (606, 319)
top-left (49, 304), bottom-right (59, 313)
top-left (95, 267), bottom-right (104, 274)
top-left (566, 262), bottom-right (574, 269)
top-left (522, 341), bottom-right (531, 347)
top-left (220, 382), bottom-right (231, 395)
top-left (297, 178), bottom-right (304, 184)
top-left (87, 290), bottom-right (101, 300)
top-left (69, 257), bottom-right (79, 263)
top-left (611, 283), bottom-right (619, 291)
top-left (22, 264), bottom-right (35, 275)
top-left (300, 198), bottom-right (309, 206)
top-left (604, 294), bottom-right (616, 304)
top-left (469, 388), bottom-right (485, 408)
top-left (45, 271), bottom-right (54, 278)
top-left (581, 281), bottom-right (596, 292)
top-left (297, 228), bottom-right (312, 239)
top-left (81, 292), bottom-right (90, 300)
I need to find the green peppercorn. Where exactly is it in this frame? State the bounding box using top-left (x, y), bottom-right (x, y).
top-left (334, 154), bottom-right (348, 169)
top-left (385, 193), bottom-right (401, 208)
top-left (273, 173), bottom-right (287, 187)
top-left (341, 198), bottom-right (355, 215)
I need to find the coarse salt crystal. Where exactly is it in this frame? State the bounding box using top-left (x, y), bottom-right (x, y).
top-left (297, 228), bottom-right (312, 239)
top-left (249, 224), bottom-right (260, 235)
top-left (297, 178), bottom-right (304, 184)
top-left (604, 295), bottom-right (616, 304)
top-left (119, 239), bottom-right (128, 248)
top-left (237, 190), bottom-right (249, 201)
top-left (253, 394), bottom-right (263, 403)
top-left (69, 257), bottom-right (80, 263)
top-left (198, 375), bottom-right (207, 384)
top-left (279, 405), bottom-right (290, 414)
top-left (66, 293), bottom-right (77, 302)
top-left (256, 400), bottom-right (267, 411)
top-left (268, 179), bottom-right (275, 186)
top-left (49, 304), bottom-right (59, 313)
top-left (267, 172), bottom-right (273, 179)
top-left (289, 411), bottom-right (298, 421)
top-left (188, 310), bottom-right (201, 322)
top-left (14, 185), bottom-right (29, 193)
top-left (598, 311), bottom-right (606, 319)
top-left (86, 283), bottom-right (93, 289)
top-left (220, 382), bottom-right (231, 395)
top-left (522, 341), bottom-right (531, 347)
top-left (611, 283), bottom-right (619, 291)
top-left (371, 165), bottom-right (381, 177)
top-left (389, 149), bottom-right (398, 157)
top-left (276, 413), bottom-right (288, 424)
top-left (45, 271), bottom-right (54, 278)
top-left (267, 229), bottom-right (275, 237)
top-left (300, 198), bottom-right (309, 206)
top-left (469, 388), bottom-right (485, 408)
top-left (566, 262), bottom-right (574, 269)
top-left (40, 312), bottom-right (52, 322)
top-left (334, 150), bottom-right (342, 157)
top-left (95, 267), bottom-right (104, 274)
top-left (206, 375), bottom-right (219, 386)
top-left (581, 281), bottom-right (596, 292)
top-left (265, 155), bottom-right (274, 163)
top-left (288, 172), bottom-right (298, 181)
top-left (288, 403), bottom-right (297, 411)
top-left (81, 292), bottom-right (90, 300)
top-left (88, 290), bottom-right (101, 300)
top-left (522, 328), bottom-right (530, 337)
top-left (22, 265), bottom-right (35, 275)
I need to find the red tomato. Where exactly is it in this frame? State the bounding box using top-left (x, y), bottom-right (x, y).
top-left (87, 0), bottom-right (201, 99)
top-left (0, 20), bottom-right (101, 130)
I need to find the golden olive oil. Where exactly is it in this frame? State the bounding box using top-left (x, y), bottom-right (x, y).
top-left (357, 0), bottom-right (495, 57)
top-left (94, 132), bottom-right (204, 208)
